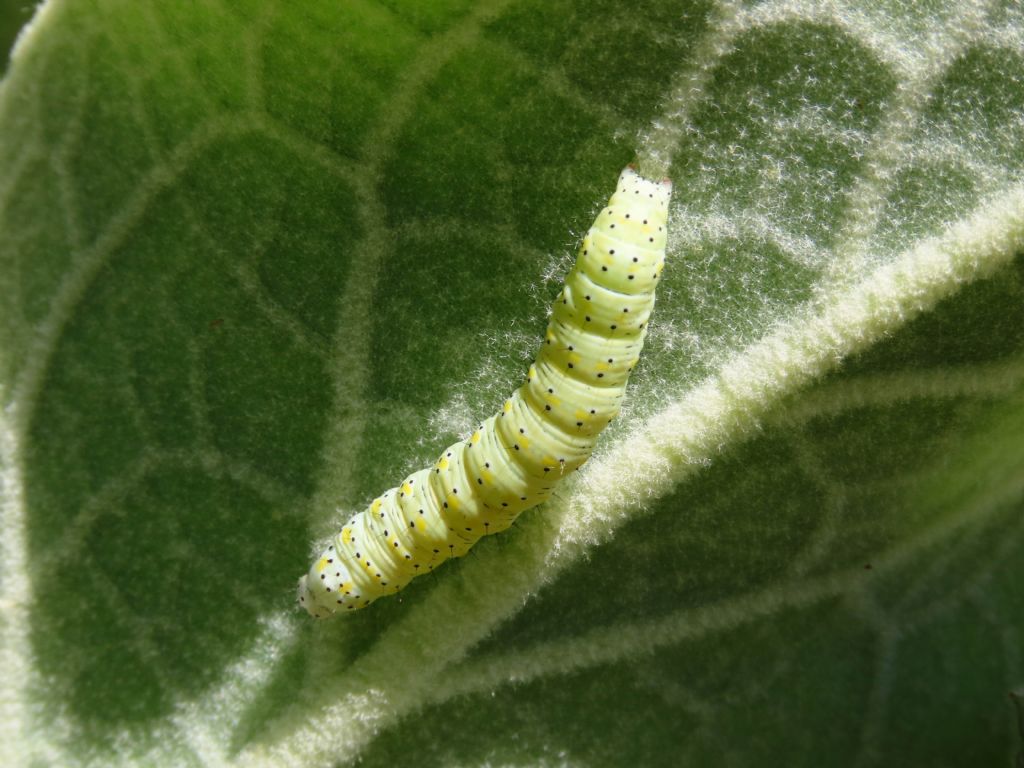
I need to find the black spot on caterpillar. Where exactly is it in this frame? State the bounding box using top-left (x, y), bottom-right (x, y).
top-left (298, 166), bottom-right (672, 617)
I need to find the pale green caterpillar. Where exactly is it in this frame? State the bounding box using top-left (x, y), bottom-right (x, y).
top-left (298, 166), bottom-right (672, 617)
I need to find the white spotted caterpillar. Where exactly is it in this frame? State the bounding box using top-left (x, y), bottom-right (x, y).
top-left (298, 166), bottom-right (672, 616)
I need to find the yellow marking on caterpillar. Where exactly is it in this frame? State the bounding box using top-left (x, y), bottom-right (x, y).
top-left (316, 557), bottom-right (329, 573)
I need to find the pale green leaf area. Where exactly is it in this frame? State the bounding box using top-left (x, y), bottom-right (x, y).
top-left (1, 0), bottom-right (1024, 765)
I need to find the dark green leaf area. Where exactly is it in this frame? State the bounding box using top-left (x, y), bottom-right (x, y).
top-left (376, 0), bottom-right (477, 35)
top-left (370, 429), bottom-right (1022, 768)
top-left (486, 435), bottom-right (824, 646)
top-left (2, 157), bottom-right (75, 352)
top-left (486, 0), bottom-right (716, 120)
top-left (33, 574), bottom-right (168, 744)
top-left (142, 3), bottom-right (251, 113)
top-left (646, 236), bottom-right (819, 389)
top-left (162, 136), bottom-right (356, 492)
top-left (31, 467), bottom-right (306, 740)
top-left (262, 2), bottom-right (419, 159)
top-left (23, 193), bottom-right (209, 542)
top-left (844, 257), bottom-right (1024, 372)
top-left (878, 601), bottom-right (1015, 768)
top-left (22, 134), bottom-right (353, 733)
top-left (202, 312), bottom-right (330, 496)
top-left (674, 22), bottom-right (897, 242)
top-left (382, 0), bottom-right (716, 243)
top-left (180, 135), bottom-right (358, 342)
top-left (340, 400), bottom-right (439, 513)
top-left (103, 32), bottom-right (227, 159)
top-left (927, 45), bottom-right (1024, 169)
top-left (369, 226), bottom-right (540, 408)
top-left (872, 163), bottom-right (982, 254)
top-left (86, 3), bottom-right (249, 155)
top-left (228, 638), bottom-right (313, 755)
top-left (805, 398), bottom-right (979, 485)
top-left (874, 48), bottom-right (1024, 254)
top-left (69, 35), bottom-right (162, 247)
top-left (361, 601), bottom-right (875, 768)
top-left (865, 389), bottom-right (1024, 610)
top-left (382, 43), bottom-right (612, 237)
top-left (28, 26), bottom-right (89, 149)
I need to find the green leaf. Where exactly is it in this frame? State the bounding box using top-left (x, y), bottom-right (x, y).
top-left (2, 1), bottom-right (1023, 765)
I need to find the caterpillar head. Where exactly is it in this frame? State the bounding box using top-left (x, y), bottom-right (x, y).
top-left (297, 554), bottom-right (360, 618)
top-left (296, 574), bottom-right (319, 617)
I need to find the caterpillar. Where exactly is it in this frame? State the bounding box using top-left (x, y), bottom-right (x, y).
top-left (298, 166), bottom-right (672, 617)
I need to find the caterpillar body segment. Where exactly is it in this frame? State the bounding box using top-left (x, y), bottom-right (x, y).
top-left (298, 167), bottom-right (672, 616)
